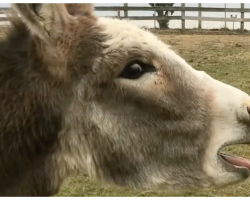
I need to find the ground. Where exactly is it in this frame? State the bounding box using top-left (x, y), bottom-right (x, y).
top-left (58, 32), bottom-right (250, 197)
top-left (1, 27), bottom-right (250, 196)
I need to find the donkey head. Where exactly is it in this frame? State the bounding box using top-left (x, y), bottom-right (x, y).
top-left (12, 3), bottom-right (250, 193)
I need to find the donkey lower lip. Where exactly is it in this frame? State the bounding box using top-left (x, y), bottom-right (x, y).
top-left (220, 153), bottom-right (250, 170)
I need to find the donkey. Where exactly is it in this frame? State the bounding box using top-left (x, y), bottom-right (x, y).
top-left (0, 3), bottom-right (250, 196)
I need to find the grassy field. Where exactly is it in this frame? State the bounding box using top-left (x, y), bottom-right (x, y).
top-left (58, 33), bottom-right (250, 197)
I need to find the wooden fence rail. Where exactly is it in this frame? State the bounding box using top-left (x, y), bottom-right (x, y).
top-left (0, 4), bottom-right (250, 32)
top-left (95, 6), bottom-right (250, 12)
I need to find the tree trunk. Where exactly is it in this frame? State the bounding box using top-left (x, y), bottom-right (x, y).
top-left (157, 20), bottom-right (168, 29)
top-left (156, 10), bottom-right (169, 29)
top-left (149, 3), bottom-right (174, 30)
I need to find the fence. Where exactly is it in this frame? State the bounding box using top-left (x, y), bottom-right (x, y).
top-left (0, 4), bottom-right (250, 32)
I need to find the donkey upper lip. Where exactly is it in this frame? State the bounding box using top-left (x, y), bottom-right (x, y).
top-left (220, 153), bottom-right (250, 170)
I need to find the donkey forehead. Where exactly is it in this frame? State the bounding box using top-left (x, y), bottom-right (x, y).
top-left (97, 18), bottom-right (172, 56)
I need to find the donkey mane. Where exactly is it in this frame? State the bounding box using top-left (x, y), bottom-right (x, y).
top-left (0, 15), bottom-right (65, 195)
top-left (0, 16), bottom-right (30, 75)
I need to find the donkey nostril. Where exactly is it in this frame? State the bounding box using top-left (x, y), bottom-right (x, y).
top-left (247, 106), bottom-right (250, 115)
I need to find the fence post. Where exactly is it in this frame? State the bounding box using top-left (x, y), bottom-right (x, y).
top-left (124, 3), bottom-right (128, 18)
top-left (153, 14), bottom-right (156, 29)
top-left (241, 3), bottom-right (244, 33)
top-left (224, 3), bottom-right (226, 28)
top-left (181, 3), bottom-right (185, 31)
top-left (198, 3), bottom-right (201, 29)
top-left (117, 10), bottom-right (121, 19)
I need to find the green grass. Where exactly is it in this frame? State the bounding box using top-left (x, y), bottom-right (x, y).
top-left (57, 33), bottom-right (250, 197)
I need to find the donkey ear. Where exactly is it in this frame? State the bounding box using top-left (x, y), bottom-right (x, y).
top-left (12, 3), bottom-right (72, 43)
top-left (12, 4), bottom-right (96, 44)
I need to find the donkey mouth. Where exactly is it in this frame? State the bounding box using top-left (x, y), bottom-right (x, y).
top-left (220, 153), bottom-right (250, 170)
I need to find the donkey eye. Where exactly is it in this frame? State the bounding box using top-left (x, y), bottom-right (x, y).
top-left (119, 61), bottom-right (156, 79)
